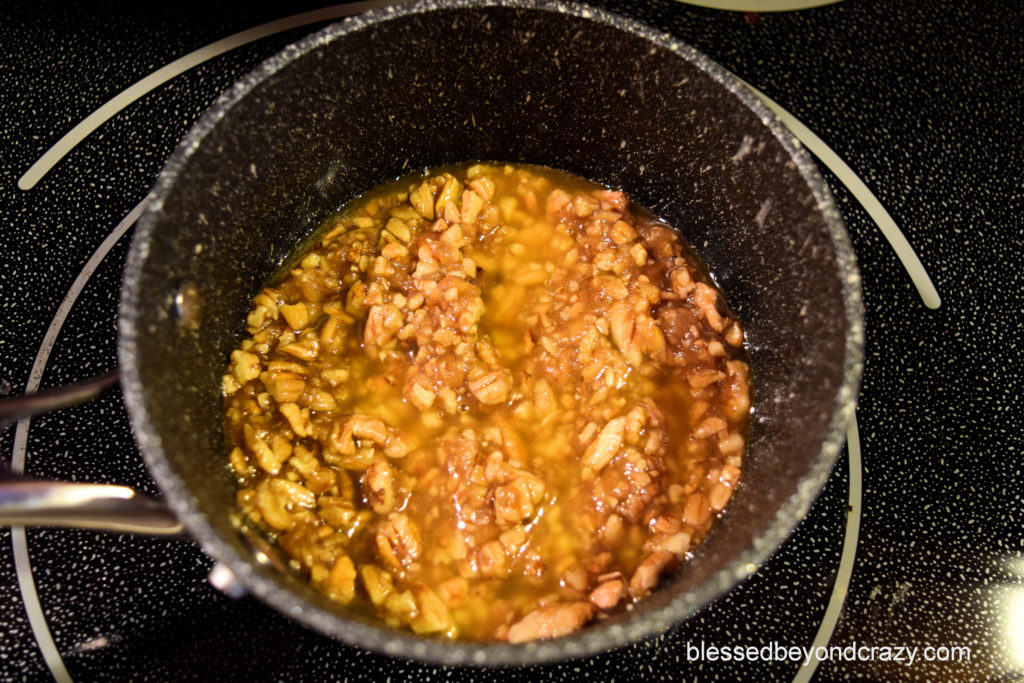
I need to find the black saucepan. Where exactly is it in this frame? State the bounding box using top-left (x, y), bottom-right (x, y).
top-left (12, 0), bottom-right (865, 666)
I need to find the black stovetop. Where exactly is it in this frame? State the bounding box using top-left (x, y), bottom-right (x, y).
top-left (2, 1), bottom-right (1022, 680)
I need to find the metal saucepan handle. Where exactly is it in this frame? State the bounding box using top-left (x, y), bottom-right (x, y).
top-left (0, 371), bottom-right (184, 537)
top-left (0, 479), bottom-right (183, 536)
top-left (0, 371), bottom-right (120, 424)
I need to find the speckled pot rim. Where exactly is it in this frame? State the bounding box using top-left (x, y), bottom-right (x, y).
top-left (119, 0), bottom-right (864, 667)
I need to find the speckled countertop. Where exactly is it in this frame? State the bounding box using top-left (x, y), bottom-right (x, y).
top-left (1, 1), bottom-right (1021, 680)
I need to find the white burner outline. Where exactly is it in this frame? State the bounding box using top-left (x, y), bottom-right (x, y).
top-left (742, 81), bottom-right (942, 309)
top-left (6, 8), bottom-right (907, 682)
top-left (16, 0), bottom-right (411, 192)
top-left (10, 200), bottom-right (147, 683)
top-left (791, 417), bottom-right (862, 682)
top-left (677, 0), bottom-right (843, 10)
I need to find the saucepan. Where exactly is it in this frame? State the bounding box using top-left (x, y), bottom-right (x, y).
top-left (0, 0), bottom-right (863, 665)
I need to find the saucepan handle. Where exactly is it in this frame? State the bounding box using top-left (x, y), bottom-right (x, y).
top-left (0, 371), bottom-right (184, 537)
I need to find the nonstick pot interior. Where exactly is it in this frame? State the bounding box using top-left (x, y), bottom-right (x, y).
top-left (119, 0), bottom-right (862, 665)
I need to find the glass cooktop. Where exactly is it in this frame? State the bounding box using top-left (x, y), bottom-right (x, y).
top-left (1, 0), bottom-right (1021, 679)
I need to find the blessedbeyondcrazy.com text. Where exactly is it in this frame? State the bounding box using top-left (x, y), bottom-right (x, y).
top-left (682, 641), bottom-right (971, 667)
